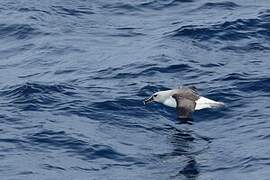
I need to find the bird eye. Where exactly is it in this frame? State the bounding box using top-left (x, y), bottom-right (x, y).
top-left (153, 94), bottom-right (158, 97)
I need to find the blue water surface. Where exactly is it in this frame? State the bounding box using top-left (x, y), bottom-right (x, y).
top-left (0, 0), bottom-right (270, 179)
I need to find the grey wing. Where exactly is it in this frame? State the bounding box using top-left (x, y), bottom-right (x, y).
top-left (176, 86), bottom-right (200, 101)
top-left (172, 94), bottom-right (196, 119)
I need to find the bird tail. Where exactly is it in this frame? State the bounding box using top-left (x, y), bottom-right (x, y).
top-left (195, 96), bottom-right (225, 110)
top-left (209, 101), bottom-right (225, 108)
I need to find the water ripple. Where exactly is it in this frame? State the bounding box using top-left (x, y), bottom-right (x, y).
top-left (0, 23), bottom-right (47, 40)
top-left (168, 11), bottom-right (270, 42)
top-left (197, 1), bottom-right (240, 10)
top-left (27, 130), bottom-right (135, 162)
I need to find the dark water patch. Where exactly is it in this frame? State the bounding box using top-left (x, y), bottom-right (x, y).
top-left (235, 77), bottom-right (270, 93)
top-left (42, 164), bottom-right (65, 171)
top-left (177, 159), bottom-right (199, 178)
top-left (240, 156), bottom-right (270, 170)
top-left (95, 66), bottom-right (123, 76)
top-left (101, 2), bottom-right (142, 15)
top-left (148, 54), bottom-right (175, 63)
top-left (102, 161), bottom-right (146, 169)
top-left (213, 75), bottom-right (270, 94)
top-left (142, 64), bottom-right (192, 74)
top-left (28, 130), bottom-right (135, 162)
top-left (54, 97), bottom-right (147, 122)
top-left (2, 82), bottom-right (77, 98)
top-left (56, 104), bottom-right (96, 120)
top-left (0, 23), bottom-right (48, 40)
top-left (90, 144), bottom-right (135, 162)
top-left (114, 64), bottom-right (195, 79)
top-left (18, 7), bottom-right (51, 14)
top-left (200, 62), bottom-right (225, 67)
top-left (168, 13), bottom-right (270, 41)
top-left (54, 69), bottom-right (77, 75)
top-left (51, 5), bottom-right (94, 17)
top-left (197, 1), bottom-right (240, 10)
top-left (92, 98), bottom-right (157, 119)
top-left (221, 43), bottom-right (270, 52)
top-left (207, 90), bottom-right (243, 103)
top-left (169, 23), bottom-right (244, 41)
top-left (93, 98), bottom-right (141, 111)
top-left (133, 63), bottom-right (158, 70)
top-left (109, 28), bottom-right (146, 37)
top-left (94, 62), bottom-right (157, 77)
top-left (115, 27), bottom-right (137, 30)
top-left (258, 9), bottom-right (270, 22)
top-left (194, 108), bottom-right (227, 122)
top-left (0, 138), bottom-right (27, 145)
top-left (18, 73), bottom-right (44, 79)
top-left (95, 63), bottom-right (194, 80)
top-left (139, 0), bottom-right (194, 10)
top-left (217, 72), bottom-right (250, 81)
top-left (1, 82), bottom-right (78, 111)
top-left (71, 166), bottom-right (99, 172)
top-left (92, 99), bottom-right (146, 117)
top-left (16, 171), bottom-right (34, 175)
top-left (152, 126), bottom-right (211, 162)
top-left (0, 114), bottom-right (23, 125)
top-left (170, 129), bottom-right (210, 154)
top-left (27, 130), bottom-right (88, 150)
top-left (0, 138), bottom-right (28, 151)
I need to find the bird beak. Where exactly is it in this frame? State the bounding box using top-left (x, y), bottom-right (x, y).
top-left (143, 96), bottom-right (154, 105)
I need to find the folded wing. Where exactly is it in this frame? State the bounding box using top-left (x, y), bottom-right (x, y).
top-left (172, 94), bottom-right (196, 118)
top-left (172, 87), bottom-right (199, 118)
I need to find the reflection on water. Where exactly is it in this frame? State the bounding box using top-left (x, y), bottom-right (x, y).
top-left (170, 124), bottom-right (210, 180)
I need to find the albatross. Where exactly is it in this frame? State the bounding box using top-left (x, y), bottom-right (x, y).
top-left (143, 86), bottom-right (224, 119)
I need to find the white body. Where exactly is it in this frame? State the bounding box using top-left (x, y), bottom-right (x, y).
top-left (163, 95), bottom-right (224, 110)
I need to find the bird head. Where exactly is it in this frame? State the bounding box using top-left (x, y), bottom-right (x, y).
top-left (143, 90), bottom-right (173, 105)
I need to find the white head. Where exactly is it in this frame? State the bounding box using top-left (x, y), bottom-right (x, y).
top-left (143, 90), bottom-right (175, 104)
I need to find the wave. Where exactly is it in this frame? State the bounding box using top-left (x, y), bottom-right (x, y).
top-left (94, 63), bottom-right (194, 80)
top-left (0, 23), bottom-right (48, 40)
top-left (213, 73), bottom-right (270, 93)
top-left (18, 7), bottom-right (51, 15)
top-left (196, 1), bottom-right (240, 10)
top-left (139, 0), bottom-right (194, 10)
top-left (101, 0), bottom-right (194, 14)
top-left (168, 10), bottom-right (270, 41)
top-left (2, 82), bottom-right (76, 97)
top-left (1, 82), bottom-right (77, 111)
top-left (218, 72), bottom-right (250, 81)
top-left (51, 5), bottom-right (94, 17)
top-left (109, 27), bottom-right (146, 37)
top-left (101, 2), bottom-right (142, 15)
top-left (235, 77), bottom-right (270, 93)
top-left (221, 43), bottom-right (270, 52)
top-left (28, 130), bottom-right (135, 162)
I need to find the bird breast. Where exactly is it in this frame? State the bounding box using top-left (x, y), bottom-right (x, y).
top-left (163, 96), bottom-right (177, 108)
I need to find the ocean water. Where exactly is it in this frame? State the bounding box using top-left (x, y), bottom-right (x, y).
top-left (0, 0), bottom-right (270, 179)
